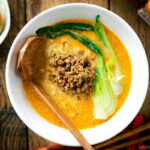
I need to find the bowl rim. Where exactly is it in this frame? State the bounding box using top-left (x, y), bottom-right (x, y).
top-left (5, 3), bottom-right (149, 146)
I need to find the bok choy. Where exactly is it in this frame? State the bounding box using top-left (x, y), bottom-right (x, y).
top-left (93, 57), bottom-right (115, 119)
top-left (94, 15), bottom-right (123, 95)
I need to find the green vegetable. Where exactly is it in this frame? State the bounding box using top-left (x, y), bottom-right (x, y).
top-left (36, 22), bottom-right (94, 35)
top-left (44, 30), bottom-right (102, 56)
top-left (36, 20), bottom-right (116, 119)
top-left (94, 15), bottom-right (123, 95)
top-left (92, 57), bottom-right (115, 119)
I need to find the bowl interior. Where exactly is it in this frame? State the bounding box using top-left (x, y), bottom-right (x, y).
top-left (5, 3), bottom-right (149, 146)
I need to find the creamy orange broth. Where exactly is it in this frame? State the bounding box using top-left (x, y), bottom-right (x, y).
top-left (23, 19), bottom-right (132, 129)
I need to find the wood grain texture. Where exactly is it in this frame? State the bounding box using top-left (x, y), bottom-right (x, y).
top-left (26, 0), bottom-right (108, 21)
top-left (139, 19), bottom-right (150, 119)
top-left (0, 0), bottom-right (28, 150)
top-left (110, 0), bottom-right (140, 34)
top-left (28, 130), bottom-right (53, 150)
top-left (0, 110), bottom-right (28, 150)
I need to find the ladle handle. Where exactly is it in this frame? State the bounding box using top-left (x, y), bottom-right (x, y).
top-left (31, 81), bottom-right (94, 150)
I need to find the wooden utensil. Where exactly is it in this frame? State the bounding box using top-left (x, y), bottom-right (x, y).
top-left (94, 122), bottom-right (150, 150)
top-left (17, 36), bottom-right (94, 150)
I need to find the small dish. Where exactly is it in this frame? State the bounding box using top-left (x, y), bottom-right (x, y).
top-left (0, 0), bottom-right (11, 44)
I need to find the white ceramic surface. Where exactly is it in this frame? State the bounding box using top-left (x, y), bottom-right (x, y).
top-left (5, 3), bottom-right (149, 146)
top-left (0, 0), bottom-right (11, 44)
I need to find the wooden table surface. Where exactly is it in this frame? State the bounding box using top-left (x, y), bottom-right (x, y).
top-left (0, 0), bottom-right (150, 149)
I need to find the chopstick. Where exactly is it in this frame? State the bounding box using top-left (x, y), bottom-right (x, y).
top-left (94, 122), bottom-right (150, 150)
top-left (104, 135), bottom-right (150, 150)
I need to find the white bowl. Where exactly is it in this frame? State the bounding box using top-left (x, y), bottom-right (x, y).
top-left (0, 0), bottom-right (11, 44)
top-left (5, 3), bottom-right (149, 146)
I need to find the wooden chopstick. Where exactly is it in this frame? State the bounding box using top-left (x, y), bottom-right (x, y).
top-left (31, 81), bottom-right (94, 150)
top-left (104, 135), bottom-right (150, 150)
top-left (94, 122), bottom-right (150, 150)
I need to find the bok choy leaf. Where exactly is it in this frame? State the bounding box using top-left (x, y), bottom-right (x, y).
top-left (94, 15), bottom-right (123, 95)
top-left (36, 22), bottom-right (94, 36)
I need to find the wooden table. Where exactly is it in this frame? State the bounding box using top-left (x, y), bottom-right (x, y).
top-left (0, 0), bottom-right (150, 149)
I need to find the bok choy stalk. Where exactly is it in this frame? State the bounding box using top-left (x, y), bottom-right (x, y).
top-left (36, 25), bottom-right (116, 119)
top-left (93, 58), bottom-right (115, 119)
top-left (94, 15), bottom-right (123, 95)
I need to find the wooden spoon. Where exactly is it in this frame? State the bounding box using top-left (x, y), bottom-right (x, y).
top-left (17, 36), bottom-right (94, 150)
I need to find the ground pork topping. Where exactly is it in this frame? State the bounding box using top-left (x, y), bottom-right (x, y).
top-left (49, 53), bottom-right (95, 97)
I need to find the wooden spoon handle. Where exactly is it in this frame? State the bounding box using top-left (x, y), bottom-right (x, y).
top-left (31, 81), bottom-right (94, 150)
